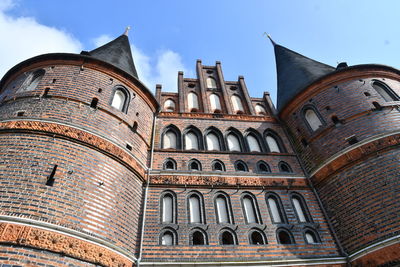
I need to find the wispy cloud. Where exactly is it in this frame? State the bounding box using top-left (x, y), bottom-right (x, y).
top-left (0, 0), bottom-right (82, 78)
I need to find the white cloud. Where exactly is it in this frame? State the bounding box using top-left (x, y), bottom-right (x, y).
top-left (0, 1), bottom-right (82, 78)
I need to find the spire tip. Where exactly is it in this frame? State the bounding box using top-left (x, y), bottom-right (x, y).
top-left (124, 26), bottom-right (131, 36)
top-left (263, 32), bottom-right (276, 46)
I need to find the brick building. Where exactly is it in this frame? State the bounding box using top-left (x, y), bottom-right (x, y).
top-left (0, 31), bottom-right (398, 266)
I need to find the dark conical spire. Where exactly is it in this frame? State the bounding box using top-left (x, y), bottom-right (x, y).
top-left (87, 30), bottom-right (138, 79)
top-left (272, 42), bottom-right (335, 111)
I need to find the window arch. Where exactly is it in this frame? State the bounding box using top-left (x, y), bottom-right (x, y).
top-left (160, 228), bottom-right (177, 246)
top-left (204, 127), bottom-right (225, 151)
top-left (161, 125), bottom-right (181, 149)
top-left (245, 130), bottom-right (264, 152)
top-left (264, 130), bottom-right (285, 153)
top-left (183, 126), bottom-right (203, 150)
top-left (160, 191), bottom-right (176, 224)
top-left (256, 161), bottom-right (271, 173)
top-left (291, 193), bottom-right (312, 223)
top-left (163, 158), bottom-right (177, 170)
top-left (266, 192), bottom-right (287, 224)
top-left (241, 193), bottom-right (261, 224)
top-left (111, 86), bottom-right (130, 113)
top-left (249, 229), bottom-right (267, 245)
top-left (235, 160), bottom-right (248, 172)
top-left (214, 193), bottom-right (232, 223)
top-left (188, 92), bottom-right (199, 112)
top-left (231, 95), bottom-right (245, 114)
top-left (212, 160), bottom-right (225, 172)
top-left (304, 228), bottom-right (320, 244)
top-left (372, 80), bottom-right (399, 102)
top-left (164, 99), bottom-right (176, 112)
top-left (206, 77), bottom-right (217, 89)
top-left (187, 159), bottom-right (202, 171)
top-left (190, 228), bottom-right (208, 245)
top-left (255, 104), bottom-right (267, 115)
top-left (209, 93), bottom-right (222, 113)
top-left (219, 228), bottom-right (237, 245)
top-left (303, 106), bottom-right (324, 132)
top-left (18, 69), bottom-right (46, 93)
top-left (226, 128), bottom-right (244, 152)
top-left (277, 228), bottom-right (295, 244)
top-left (187, 192), bottom-right (205, 224)
top-left (279, 161), bottom-right (293, 173)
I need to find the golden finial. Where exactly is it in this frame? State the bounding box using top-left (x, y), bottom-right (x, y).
top-left (124, 26), bottom-right (131, 36)
top-left (263, 32), bottom-right (276, 46)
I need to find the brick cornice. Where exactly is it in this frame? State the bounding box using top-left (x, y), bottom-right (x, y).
top-left (311, 131), bottom-right (400, 184)
top-left (0, 222), bottom-right (132, 267)
top-left (0, 119), bottom-right (146, 179)
top-left (158, 111), bottom-right (276, 122)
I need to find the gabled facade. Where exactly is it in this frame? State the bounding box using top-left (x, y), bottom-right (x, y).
top-left (0, 32), bottom-right (398, 267)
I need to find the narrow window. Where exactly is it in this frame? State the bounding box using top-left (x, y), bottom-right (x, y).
top-left (215, 195), bottom-right (230, 223)
top-left (164, 99), bottom-right (175, 112)
top-left (185, 132), bottom-right (199, 150)
top-left (305, 230), bottom-right (319, 244)
top-left (206, 133), bottom-right (221, 151)
top-left (372, 81), bottom-right (399, 101)
top-left (227, 133), bottom-right (241, 152)
top-left (220, 231), bottom-right (235, 245)
top-left (255, 104), bottom-right (267, 115)
top-left (188, 92), bottom-right (199, 112)
top-left (188, 160), bottom-right (201, 171)
top-left (292, 194), bottom-right (311, 223)
top-left (250, 230), bottom-right (266, 245)
top-left (206, 77), bottom-right (217, 89)
top-left (267, 196), bottom-right (283, 223)
top-left (164, 159), bottom-right (176, 170)
top-left (247, 134), bottom-right (261, 152)
top-left (192, 231), bottom-right (206, 245)
top-left (209, 93), bottom-right (222, 112)
top-left (231, 95), bottom-right (244, 114)
top-left (189, 195), bottom-right (202, 223)
top-left (242, 195), bottom-right (258, 224)
top-left (277, 229), bottom-right (294, 244)
top-left (266, 135), bottom-right (280, 153)
top-left (162, 194), bottom-right (174, 223)
top-left (20, 69), bottom-right (45, 92)
top-left (212, 160), bottom-right (225, 171)
top-left (257, 161), bottom-right (270, 173)
top-left (235, 161), bottom-right (248, 172)
top-left (304, 108), bottom-right (323, 131)
top-left (163, 130), bottom-right (177, 149)
top-left (111, 89), bottom-right (126, 111)
top-left (90, 98), bottom-right (98, 109)
top-left (279, 162), bottom-right (292, 173)
top-left (161, 231), bottom-right (174, 245)
top-left (46, 164), bottom-right (58, 186)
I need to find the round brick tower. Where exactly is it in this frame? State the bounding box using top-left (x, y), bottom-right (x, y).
top-left (0, 33), bottom-right (158, 266)
top-left (273, 42), bottom-right (400, 265)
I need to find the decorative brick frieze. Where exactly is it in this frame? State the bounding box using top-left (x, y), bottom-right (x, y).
top-left (158, 111), bottom-right (275, 122)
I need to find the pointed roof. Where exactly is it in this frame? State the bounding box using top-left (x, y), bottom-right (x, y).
top-left (272, 42), bottom-right (335, 111)
top-left (87, 34), bottom-right (138, 79)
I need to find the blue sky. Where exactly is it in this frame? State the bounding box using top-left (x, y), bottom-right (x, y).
top-left (1, 0), bottom-right (399, 104)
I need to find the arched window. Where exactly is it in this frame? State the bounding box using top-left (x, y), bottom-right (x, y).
top-left (231, 95), bottom-right (245, 114)
top-left (206, 77), bottom-right (217, 89)
top-left (247, 134), bottom-right (262, 152)
top-left (227, 133), bottom-right (242, 152)
top-left (255, 104), bottom-right (267, 115)
top-left (163, 158), bottom-right (177, 170)
top-left (188, 192), bottom-right (204, 223)
top-left (206, 132), bottom-right (221, 151)
top-left (291, 193), bottom-right (312, 223)
top-left (215, 194), bottom-right (231, 223)
top-left (111, 87), bottom-right (129, 112)
top-left (249, 229), bottom-right (267, 245)
top-left (304, 107), bottom-right (323, 132)
top-left (161, 192), bottom-right (175, 223)
top-left (277, 228), bottom-right (294, 244)
top-left (372, 80), bottom-right (399, 102)
top-left (220, 229), bottom-right (237, 245)
top-left (163, 130), bottom-right (177, 149)
top-left (304, 229), bottom-right (320, 244)
top-left (160, 229), bottom-right (177, 246)
top-left (191, 229), bottom-right (207, 245)
top-left (242, 194), bottom-right (260, 224)
top-left (266, 193), bottom-right (286, 224)
top-left (256, 161), bottom-right (270, 173)
top-left (188, 92), bottom-right (199, 112)
top-left (18, 69), bottom-right (45, 93)
top-left (164, 99), bottom-right (176, 112)
top-left (188, 159), bottom-right (201, 171)
top-left (235, 160), bottom-right (248, 172)
top-left (209, 93), bottom-right (222, 112)
top-left (279, 161), bottom-right (293, 173)
top-left (212, 160), bottom-right (225, 171)
top-left (185, 132), bottom-right (199, 150)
